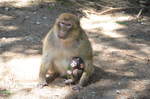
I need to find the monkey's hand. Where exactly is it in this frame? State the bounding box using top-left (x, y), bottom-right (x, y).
top-left (72, 84), bottom-right (83, 91)
top-left (37, 82), bottom-right (48, 88)
top-left (64, 79), bottom-right (74, 85)
top-left (67, 70), bottom-right (72, 75)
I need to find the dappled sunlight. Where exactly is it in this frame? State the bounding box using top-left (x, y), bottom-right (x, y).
top-left (115, 89), bottom-right (135, 99)
top-left (0, 56), bottom-right (72, 98)
top-left (0, 14), bottom-right (18, 34)
top-left (81, 12), bottom-right (150, 99)
top-left (0, 14), bottom-right (15, 20)
top-left (129, 80), bottom-right (150, 92)
top-left (13, 0), bottom-right (38, 7)
top-left (7, 56), bottom-right (41, 81)
top-left (107, 69), bottom-right (136, 77)
top-left (0, 37), bottom-right (23, 48)
top-left (81, 12), bottom-right (150, 61)
top-left (81, 13), bottom-right (132, 38)
top-left (0, 56), bottom-right (41, 89)
top-left (8, 86), bottom-right (72, 99)
top-left (90, 38), bottom-right (130, 52)
top-left (32, 86), bottom-right (71, 98)
top-left (0, 26), bottom-right (18, 31)
top-left (0, 0), bottom-right (56, 7)
top-left (0, 0), bottom-right (35, 7)
top-left (138, 44), bottom-right (150, 55)
top-left (106, 69), bottom-right (135, 77)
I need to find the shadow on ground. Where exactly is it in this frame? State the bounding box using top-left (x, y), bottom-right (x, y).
top-left (0, 0), bottom-right (150, 99)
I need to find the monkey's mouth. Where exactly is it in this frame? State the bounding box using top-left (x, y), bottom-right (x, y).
top-left (57, 31), bottom-right (67, 39)
top-left (58, 34), bottom-right (66, 39)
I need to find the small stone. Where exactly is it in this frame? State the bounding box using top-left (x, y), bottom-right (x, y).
top-left (36, 21), bottom-right (40, 25)
top-left (25, 36), bottom-right (33, 41)
top-left (25, 16), bottom-right (30, 19)
top-left (33, 12), bottom-right (37, 14)
top-left (116, 90), bottom-right (120, 94)
top-left (2, 37), bottom-right (6, 40)
top-left (43, 17), bottom-right (47, 19)
top-left (4, 7), bottom-right (9, 11)
top-left (141, 22), bottom-right (145, 25)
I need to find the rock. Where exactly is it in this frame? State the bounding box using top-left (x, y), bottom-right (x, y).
top-left (43, 17), bottom-right (47, 19)
top-left (4, 7), bottom-right (9, 11)
top-left (33, 12), bottom-right (37, 14)
top-left (36, 21), bottom-right (40, 25)
top-left (116, 90), bottom-right (120, 94)
top-left (25, 16), bottom-right (30, 19)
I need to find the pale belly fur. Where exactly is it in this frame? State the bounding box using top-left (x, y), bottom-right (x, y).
top-left (53, 49), bottom-right (79, 76)
top-left (54, 58), bottom-right (70, 76)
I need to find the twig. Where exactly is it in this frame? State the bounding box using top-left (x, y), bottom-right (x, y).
top-left (136, 8), bottom-right (143, 18)
top-left (70, 1), bottom-right (147, 16)
top-left (99, 7), bottom-right (142, 15)
top-left (125, 53), bottom-right (150, 64)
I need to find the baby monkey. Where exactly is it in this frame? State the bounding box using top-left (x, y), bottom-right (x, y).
top-left (65, 57), bottom-right (85, 84)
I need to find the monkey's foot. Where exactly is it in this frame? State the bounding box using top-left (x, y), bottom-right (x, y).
top-left (72, 84), bottom-right (83, 91)
top-left (37, 82), bottom-right (48, 88)
top-left (64, 79), bottom-right (74, 85)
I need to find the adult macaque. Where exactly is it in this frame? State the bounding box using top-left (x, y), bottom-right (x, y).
top-left (38, 13), bottom-right (94, 90)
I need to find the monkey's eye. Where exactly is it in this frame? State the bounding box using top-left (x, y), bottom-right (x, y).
top-left (59, 22), bottom-right (72, 28)
top-left (65, 23), bottom-right (72, 27)
top-left (59, 22), bottom-right (65, 27)
top-left (66, 23), bottom-right (72, 29)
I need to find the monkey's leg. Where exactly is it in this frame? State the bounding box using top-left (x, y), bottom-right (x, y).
top-left (64, 79), bottom-right (74, 85)
top-left (46, 73), bottom-right (59, 83)
top-left (72, 69), bottom-right (83, 83)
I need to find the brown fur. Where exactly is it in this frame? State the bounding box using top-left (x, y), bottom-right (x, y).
top-left (38, 13), bottom-right (94, 88)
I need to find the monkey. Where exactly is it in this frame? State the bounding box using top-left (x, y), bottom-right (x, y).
top-left (65, 57), bottom-right (85, 84)
top-left (38, 13), bottom-right (94, 90)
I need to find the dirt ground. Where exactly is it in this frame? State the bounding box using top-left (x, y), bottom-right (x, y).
top-left (0, 0), bottom-right (150, 99)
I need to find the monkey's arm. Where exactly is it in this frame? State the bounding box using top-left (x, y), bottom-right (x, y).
top-left (39, 56), bottom-right (52, 86)
top-left (79, 60), bottom-right (94, 86)
top-left (38, 31), bottom-right (57, 87)
top-left (77, 33), bottom-right (94, 87)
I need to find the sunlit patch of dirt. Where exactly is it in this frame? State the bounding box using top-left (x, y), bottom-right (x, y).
top-left (0, 0), bottom-right (57, 8)
top-left (0, 56), bottom-right (40, 89)
top-left (0, 56), bottom-right (73, 99)
top-left (81, 10), bottom-right (150, 60)
top-left (0, 0), bottom-right (36, 7)
top-left (7, 86), bottom-right (72, 99)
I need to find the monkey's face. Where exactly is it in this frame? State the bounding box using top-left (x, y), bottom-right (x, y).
top-left (55, 13), bottom-right (80, 39)
top-left (57, 20), bottom-right (72, 39)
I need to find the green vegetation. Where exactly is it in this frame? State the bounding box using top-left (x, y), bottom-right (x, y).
top-left (0, 89), bottom-right (11, 96)
top-left (116, 21), bottom-right (129, 25)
